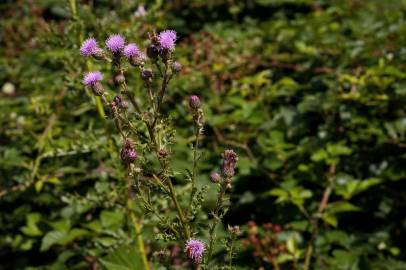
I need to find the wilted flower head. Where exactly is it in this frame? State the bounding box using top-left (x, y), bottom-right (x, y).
top-left (123, 43), bottom-right (141, 59)
top-left (158, 30), bottom-right (177, 52)
top-left (83, 71), bottom-right (103, 86)
top-left (106, 34), bottom-right (125, 53)
top-left (80, 38), bottom-right (99, 56)
top-left (121, 139), bottom-right (137, 164)
top-left (185, 239), bottom-right (205, 264)
top-left (221, 149), bottom-right (238, 177)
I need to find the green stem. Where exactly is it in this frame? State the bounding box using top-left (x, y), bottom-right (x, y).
top-left (157, 61), bottom-right (169, 112)
top-left (207, 182), bottom-right (227, 263)
top-left (303, 164), bottom-right (336, 270)
top-left (228, 236), bottom-right (235, 270)
top-left (167, 178), bottom-right (190, 239)
top-left (68, 0), bottom-right (77, 20)
top-left (188, 125), bottom-right (200, 210)
top-left (68, 0), bottom-right (105, 118)
top-left (127, 197), bottom-right (150, 270)
top-left (137, 188), bottom-right (179, 236)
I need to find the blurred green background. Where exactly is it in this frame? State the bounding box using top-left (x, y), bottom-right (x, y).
top-left (1, 0), bottom-right (406, 269)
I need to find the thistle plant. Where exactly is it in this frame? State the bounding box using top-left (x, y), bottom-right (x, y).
top-left (80, 30), bottom-right (238, 269)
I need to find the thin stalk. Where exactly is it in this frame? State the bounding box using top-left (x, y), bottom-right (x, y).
top-left (167, 178), bottom-right (190, 239)
top-left (207, 181), bottom-right (227, 263)
top-left (188, 126), bottom-right (200, 210)
top-left (68, 0), bottom-right (105, 118)
top-left (137, 189), bottom-right (179, 236)
top-left (122, 86), bottom-right (142, 114)
top-left (228, 235), bottom-right (235, 270)
top-left (157, 61), bottom-right (169, 112)
top-left (303, 164), bottom-right (336, 270)
top-left (127, 196), bottom-right (150, 270)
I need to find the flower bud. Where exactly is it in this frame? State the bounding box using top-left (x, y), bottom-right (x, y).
top-left (189, 95), bottom-right (201, 110)
top-left (91, 82), bottom-right (104, 96)
top-left (158, 148), bottom-right (169, 159)
top-left (113, 95), bottom-right (122, 105)
top-left (228, 225), bottom-right (240, 234)
top-left (92, 47), bottom-right (105, 60)
top-left (210, 172), bottom-right (221, 183)
top-left (146, 44), bottom-right (159, 60)
top-left (129, 55), bottom-right (146, 67)
top-left (171, 61), bottom-right (182, 73)
top-left (114, 73), bottom-right (125, 85)
top-left (140, 69), bottom-right (153, 81)
top-left (113, 95), bottom-right (128, 109)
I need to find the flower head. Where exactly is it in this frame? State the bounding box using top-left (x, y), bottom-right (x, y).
top-left (158, 30), bottom-right (177, 52)
top-left (123, 43), bottom-right (141, 59)
top-left (221, 149), bottom-right (238, 177)
top-left (185, 239), bottom-right (205, 264)
top-left (134, 5), bottom-right (146, 17)
top-left (120, 139), bottom-right (137, 164)
top-left (189, 95), bottom-right (201, 109)
top-left (106, 34), bottom-right (125, 53)
top-left (210, 172), bottom-right (221, 183)
top-left (80, 38), bottom-right (99, 56)
top-left (83, 71), bottom-right (103, 86)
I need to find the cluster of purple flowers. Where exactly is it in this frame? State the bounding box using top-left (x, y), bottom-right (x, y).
top-left (80, 30), bottom-right (177, 89)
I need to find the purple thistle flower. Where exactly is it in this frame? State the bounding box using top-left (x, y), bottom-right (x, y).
top-left (106, 34), bottom-right (125, 53)
top-left (123, 43), bottom-right (141, 59)
top-left (80, 38), bottom-right (99, 56)
top-left (185, 239), bottom-right (205, 264)
top-left (158, 30), bottom-right (177, 52)
top-left (83, 71), bottom-right (103, 86)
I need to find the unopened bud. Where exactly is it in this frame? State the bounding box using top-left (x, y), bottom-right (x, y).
top-left (114, 73), bottom-right (125, 85)
top-left (129, 55), bottom-right (145, 67)
top-left (91, 82), bottom-right (104, 96)
top-left (141, 69), bottom-right (153, 81)
top-left (146, 44), bottom-right (159, 60)
top-left (113, 95), bottom-right (128, 109)
top-left (189, 95), bottom-right (201, 109)
top-left (92, 47), bottom-right (105, 60)
top-left (210, 172), bottom-right (221, 183)
top-left (172, 61), bottom-right (182, 73)
top-left (158, 148), bottom-right (169, 159)
top-left (228, 225), bottom-right (240, 234)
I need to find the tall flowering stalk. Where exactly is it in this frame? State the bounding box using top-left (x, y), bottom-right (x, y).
top-left (79, 30), bottom-right (238, 269)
